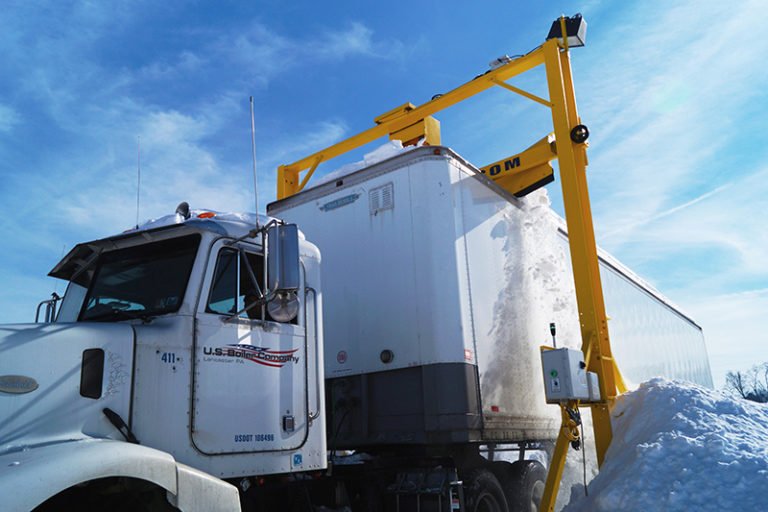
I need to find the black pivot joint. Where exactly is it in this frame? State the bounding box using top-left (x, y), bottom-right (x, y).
top-left (570, 124), bottom-right (589, 143)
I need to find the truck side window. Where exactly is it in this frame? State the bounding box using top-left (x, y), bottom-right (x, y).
top-left (207, 248), bottom-right (266, 320)
top-left (208, 249), bottom-right (239, 315)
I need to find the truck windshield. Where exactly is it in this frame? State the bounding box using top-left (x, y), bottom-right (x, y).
top-left (79, 234), bottom-right (200, 322)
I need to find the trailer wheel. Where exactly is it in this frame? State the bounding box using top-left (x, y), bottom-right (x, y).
top-left (463, 468), bottom-right (509, 512)
top-left (492, 460), bottom-right (546, 512)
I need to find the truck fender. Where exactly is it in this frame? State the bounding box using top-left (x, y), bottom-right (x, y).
top-left (0, 438), bottom-right (240, 512)
top-left (170, 462), bottom-right (242, 512)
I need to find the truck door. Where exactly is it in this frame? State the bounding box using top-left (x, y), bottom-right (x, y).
top-left (192, 239), bottom-right (308, 455)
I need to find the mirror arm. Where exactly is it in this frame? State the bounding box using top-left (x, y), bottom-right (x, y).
top-left (225, 228), bottom-right (260, 247)
top-left (223, 219), bottom-right (297, 324)
top-left (223, 295), bottom-right (275, 323)
top-left (239, 249), bottom-right (265, 298)
top-left (223, 249), bottom-right (274, 323)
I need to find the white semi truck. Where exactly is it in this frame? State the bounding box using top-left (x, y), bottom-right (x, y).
top-left (0, 146), bottom-right (711, 512)
top-left (0, 215), bottom-right (326, 511)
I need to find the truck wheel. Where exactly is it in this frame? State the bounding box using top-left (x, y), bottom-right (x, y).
top-left (463, 468), bottom-right (509, 512)
top-left (492, 460), bottom-right (546, 512)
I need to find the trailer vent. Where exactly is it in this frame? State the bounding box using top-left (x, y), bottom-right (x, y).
top-left (369, 182), bottom-right (394, 215)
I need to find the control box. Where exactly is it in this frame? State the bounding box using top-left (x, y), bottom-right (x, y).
top-left (541, 348), bottom-right (600, 403)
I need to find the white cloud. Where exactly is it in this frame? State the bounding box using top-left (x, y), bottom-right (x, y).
top-left (583, 1), bottom-right (768, 244)
top-left (48, 100), bottom-right (256, 236)
top-left (0, 104), bottom-right (20, 132)
top-left (316, 22), bottom-right (375, 57)
top-left (261, 120), bottom-right (348, 169)
top-left (607, 166), bottom-right (768, 290)
top-left (137, 51), bottom-right (203, 81)
top-left (313, 22), bottom-right (405, 60)
top-left (150, 20), bottom-right (410, 90)
top-left (601, 182), bottom-right (733, 241)
top-left (684, 288), bottom-right (768, 387)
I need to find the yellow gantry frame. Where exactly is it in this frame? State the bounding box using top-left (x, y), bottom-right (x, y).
top-left (277, 26), bottom-right (620, 512)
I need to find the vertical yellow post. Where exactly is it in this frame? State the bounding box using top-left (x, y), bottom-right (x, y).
top-left (277, 165), bottom-right (300, 200)
top-left (542, 39), bottom-right (617, 465)
top-left (539, 35), bottom-right (618, 512)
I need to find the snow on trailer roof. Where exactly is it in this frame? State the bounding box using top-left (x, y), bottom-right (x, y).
top-left (269, 142), bottom-right (509, 212)
top-left (308, 139), bottom-right (421, 189)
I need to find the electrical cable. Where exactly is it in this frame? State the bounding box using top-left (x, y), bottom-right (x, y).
top-left (329, 405), bottom-right (352, 464)
top-left (580, 421), bottom-right (588, 497)
top-left (562, 404), bottom-right (582, 446)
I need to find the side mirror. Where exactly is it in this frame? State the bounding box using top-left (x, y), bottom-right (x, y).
top-left (266, 223), bottom-right (300, 292)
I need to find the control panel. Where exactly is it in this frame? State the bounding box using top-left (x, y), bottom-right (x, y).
top-left (541, 348), bottom-right (601, 403)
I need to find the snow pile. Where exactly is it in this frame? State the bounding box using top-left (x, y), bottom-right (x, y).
top-left (565, 378), bottom-right (768, 512)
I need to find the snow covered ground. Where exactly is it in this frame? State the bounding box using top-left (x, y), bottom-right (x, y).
top-left (564, 378), bottom-right (768, 511)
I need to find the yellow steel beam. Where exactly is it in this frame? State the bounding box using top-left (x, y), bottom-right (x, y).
top-left (490, 78), bottom-right (552, 108)
top-left (560, 41), bottom-right (618, 431)
top-left (297, 157), bottom-right (323, 192)
top-left (374, 102), bottom-right (417, 124)
top-left (276, 47), bottom-right (546, 199)
top-left (544, 38), bottom-right (617, 461)
top-left (538, 34), bottom-right (618, 512)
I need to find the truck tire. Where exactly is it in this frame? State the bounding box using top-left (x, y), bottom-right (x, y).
top-left (463, 468), bottom-right (509, 512)
top-left (491, 460), bottom-right (546, 512)
top-left (35, 477), bottom-right (180, 512)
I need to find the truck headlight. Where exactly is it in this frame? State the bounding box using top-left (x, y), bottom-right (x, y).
top-left (267, 291), bottom-right (299, 323)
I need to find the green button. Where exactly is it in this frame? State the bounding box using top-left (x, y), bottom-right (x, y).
top-left (550, 370), bottom-right (558, 378)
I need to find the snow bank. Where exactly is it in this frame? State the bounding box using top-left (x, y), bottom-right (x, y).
top-left (565, 378), bottom-right (768, 512)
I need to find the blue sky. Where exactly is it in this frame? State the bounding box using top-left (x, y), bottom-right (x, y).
top-left (1, 1), bottom-right (765, 387)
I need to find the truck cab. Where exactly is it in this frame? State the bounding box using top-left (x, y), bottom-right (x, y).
top-left (0, 209), bottom-right (326, 511)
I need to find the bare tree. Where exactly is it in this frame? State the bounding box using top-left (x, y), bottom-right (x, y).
top-left (725, 363), bottom-right (768, 403)
top-left (725, 371), bottom-right (748, 399)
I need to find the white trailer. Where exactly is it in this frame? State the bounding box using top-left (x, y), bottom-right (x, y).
top-left (268, 146), bottom-right (712, 451)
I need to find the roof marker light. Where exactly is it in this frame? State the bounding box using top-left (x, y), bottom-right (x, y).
top-left (197, 212), bottom-right (216, 219)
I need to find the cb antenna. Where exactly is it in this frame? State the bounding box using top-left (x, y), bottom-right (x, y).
top-left (250, 96), bottom-right (260, 229)
top-left (136, 135), bottom-right (141, 229)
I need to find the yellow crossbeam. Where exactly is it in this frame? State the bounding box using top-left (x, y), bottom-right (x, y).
top-left (277, 47), bottom-right (546, 199)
